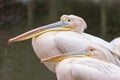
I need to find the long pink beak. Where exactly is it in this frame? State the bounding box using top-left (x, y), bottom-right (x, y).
top-left (8, 21), bottom-right (70, 44)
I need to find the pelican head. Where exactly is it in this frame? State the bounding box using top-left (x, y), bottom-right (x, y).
top-left (8, 15), bottom-right (87, 43)
top-left (60, 15), bottom-right (87, 32)
top-left (41, 46), bottom-right (109, 62)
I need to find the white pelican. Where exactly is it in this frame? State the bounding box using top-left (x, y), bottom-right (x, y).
top-left (8, 15), bottom-right (120, 72)
top-left (41, 46), bottom-right (120, 80)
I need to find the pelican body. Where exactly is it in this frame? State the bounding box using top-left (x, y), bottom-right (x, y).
top-left (8, 15), bottom-right (120, 72)
top-left (56, 58), bottom-right (120, 80)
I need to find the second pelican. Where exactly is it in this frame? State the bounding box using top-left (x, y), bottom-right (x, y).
top-left (41, 46), bottom-right (120, 80)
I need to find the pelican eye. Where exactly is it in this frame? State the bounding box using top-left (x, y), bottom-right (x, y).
top-left (90, 48), bottom-right (95, 51)
top-left (68, 19), bottom-right (71, 22)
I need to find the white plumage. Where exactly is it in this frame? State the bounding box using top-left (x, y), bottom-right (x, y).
top-left (110, 37), bottom-right (120, 52)
top-left (56, 57), bottom-right (120, 80)
top-left (32, 31), bottom-right (120, 72)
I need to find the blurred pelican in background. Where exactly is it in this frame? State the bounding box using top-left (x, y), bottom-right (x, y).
top-left (41, 45), bottom-right (120, 80)
top-left (8, 15), bottom-right (120, 72)
top-left (110, 37), bottom-right (120, 52)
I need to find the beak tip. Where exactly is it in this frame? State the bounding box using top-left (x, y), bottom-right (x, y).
top-left (8, 39), bottom-right (12, 44)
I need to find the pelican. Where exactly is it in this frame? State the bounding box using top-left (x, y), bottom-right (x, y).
top-left (8, 15), bottom-right (120, 72)
top-left (41, 46), bottom-right (120, 80)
